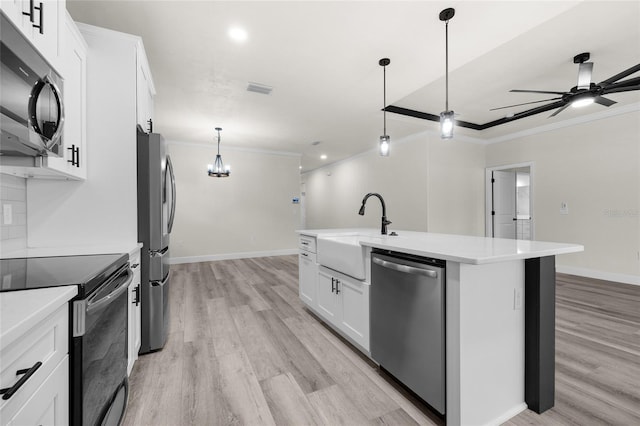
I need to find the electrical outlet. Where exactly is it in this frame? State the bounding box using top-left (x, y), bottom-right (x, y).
top-left (3, 204), bottom-right (12, 225)
top-left (514, 288), bottom-right (523, 310)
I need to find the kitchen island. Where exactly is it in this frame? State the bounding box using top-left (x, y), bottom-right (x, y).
top-left (296, 228), bottom-right (583, 426)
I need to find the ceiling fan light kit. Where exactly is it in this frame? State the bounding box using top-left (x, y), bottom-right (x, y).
top-left (439, 7), bottom-right (455, 139)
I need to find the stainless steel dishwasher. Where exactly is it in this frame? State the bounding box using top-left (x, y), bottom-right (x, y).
top-left (371, 250), bottom-right (446, 415)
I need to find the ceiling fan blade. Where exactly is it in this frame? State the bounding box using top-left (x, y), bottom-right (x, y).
top-left (599, 63), bottom-right (640, 86)
top-left (602, 84), bottom-right (640, 94)
top-left (577, 62), bottom-right (593, 90)
top-left (601, 76), bottom-right (640, 92)
top-left (593, 96), bottom-right (617, 107)
top-left (489, 97), bottom-right (562, 111)
top-left (549, 104), bottom-right (570, 118)
top-left (510, 89), bottom-right (568, 95)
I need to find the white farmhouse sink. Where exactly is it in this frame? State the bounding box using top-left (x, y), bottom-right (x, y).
top-left (317, 235), bottom-right (367, 280)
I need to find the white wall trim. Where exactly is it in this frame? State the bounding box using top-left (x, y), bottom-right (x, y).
top-left (557, 265), bottom-right (640, 286)
top-left (170, 248), bottom-right (298, 264)
top-left (166, 140), bottom-right (301, 157)
top-left (485, 102), bottom-right (640, 145)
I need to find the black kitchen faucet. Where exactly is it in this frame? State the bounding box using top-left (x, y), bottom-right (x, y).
top-left (358, 193), bottom-right (392, 235)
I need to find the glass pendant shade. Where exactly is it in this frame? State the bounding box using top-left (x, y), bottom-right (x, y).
top-left (440, 111), bottom-right (454, 139)
top-left (379, 135), bottom-right (390, 156)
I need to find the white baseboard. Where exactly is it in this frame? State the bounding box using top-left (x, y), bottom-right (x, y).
top-left (169, 248), bottom-right (298, 265)
top-left (556, 265), bottom-right (640, 286)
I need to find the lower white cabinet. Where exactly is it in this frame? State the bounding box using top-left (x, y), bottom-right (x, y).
top-left (0, 299), bottom-right (70, 425)
top-left (298, 251), bottom-right (318, 307)
top-left (316, 267), bottom-right (370, 352)
top-left (5, 356), bottom-right (69, 426)
top-left (128, 247), bottom-right (142, 375)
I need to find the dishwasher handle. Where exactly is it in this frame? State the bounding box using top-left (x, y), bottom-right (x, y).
top-left (373, 256), bottom-right (438, 278)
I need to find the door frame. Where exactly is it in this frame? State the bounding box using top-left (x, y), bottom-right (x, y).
top-left (485, 161), bottom-right (535, 239)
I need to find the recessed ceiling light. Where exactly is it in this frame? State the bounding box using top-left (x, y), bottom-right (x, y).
top-left (229, 27), bottom-right (248, 42)
top-left (320, 154), bottom-right (327, 160)
top-left (299, 166), bottom-right (302, 170)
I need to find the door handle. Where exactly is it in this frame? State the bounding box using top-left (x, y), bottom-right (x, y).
top-left (335, 279), bottom-right (340, 294)
top-left (331, 277), bottom-right (335, 293)
top-left (0, 362), bottom-right (42, 400)
top-left (373, 257), bottom-right (438, 278)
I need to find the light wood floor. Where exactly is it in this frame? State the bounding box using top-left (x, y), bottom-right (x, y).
top-left (123, 256), bottom-right (640, 426)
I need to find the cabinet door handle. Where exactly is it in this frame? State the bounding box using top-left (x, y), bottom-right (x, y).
top-left (0, 361), bottom-right (42, 400)
top-left (22, 0), bottom-right (35, 22)
top-left (331, 277), bottom-right (335, 293)
top-left (131, 263), bottom-right (140, 269)
top-left (335, 279), bottom-right (341, 294)
top-left (132, 284), bottom-right (140, 306)
top-left (300, 252), bottom-right (308, 258)
top-left (33, 2), bottom-right (43, 34)
top-left (67, 144), bottom-right (80, 167)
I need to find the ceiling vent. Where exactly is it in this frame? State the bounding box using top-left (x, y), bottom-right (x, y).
top-left (247, 82), bottom-right (273, 95)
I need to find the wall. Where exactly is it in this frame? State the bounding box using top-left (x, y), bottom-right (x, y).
top-left (168, 142), bottom-right (301, 262)
top-left (0, 175), bottom-right (27, 253)
top-left (303, 132), bottom-right (485, 236)
top-left (486, 111), bottom-right (640, 282)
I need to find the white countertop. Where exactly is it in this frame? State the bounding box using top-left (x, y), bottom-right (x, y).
top-left (1, 242), bottom-right (143, 259)
top-left (0, 286), bottom-right (77, 348)
top-left (297, 228), bottom-right (583, 265)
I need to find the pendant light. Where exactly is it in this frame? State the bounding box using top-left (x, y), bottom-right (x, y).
top-left (439, 8), bottom-right (455, 139)
top-left (379, 58), bottom-right (391, 156)
top-left (207, 127), bottom-right (231, 177)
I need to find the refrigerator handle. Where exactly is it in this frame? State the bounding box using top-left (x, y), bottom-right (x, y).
top-left (167, 155), bottom-right (176, 233)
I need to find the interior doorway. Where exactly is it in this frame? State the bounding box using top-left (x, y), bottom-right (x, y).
top-left (485, 162), bottom-right (534, 240)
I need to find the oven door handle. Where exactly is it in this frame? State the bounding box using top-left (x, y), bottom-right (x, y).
top-left (87, 268), bottom-right (133, 314)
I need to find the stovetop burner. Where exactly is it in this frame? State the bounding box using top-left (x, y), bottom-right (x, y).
top-left (0, 253), bottom-right (128, 297)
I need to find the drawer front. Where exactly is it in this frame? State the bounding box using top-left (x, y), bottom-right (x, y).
top-left (299, 235), bottom-right (317, 253)
top-left (6, 355), bottom-right (69, 426)
top-left (0, 304), bottom-right (68, 419)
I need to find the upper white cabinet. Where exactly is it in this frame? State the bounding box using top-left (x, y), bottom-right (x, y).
top-left (136, 48), bottom-right (155, 131)
top-left (0, 0), bottom-right (65, 71)
top-left (40, 11), bottom-right (87, 180)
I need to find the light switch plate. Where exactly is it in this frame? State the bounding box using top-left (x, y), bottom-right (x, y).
top-left (560, 202), bottom-right (569, 215)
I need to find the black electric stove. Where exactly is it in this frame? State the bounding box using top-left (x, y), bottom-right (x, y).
top-left (0, 253), bottom-right (128, 297)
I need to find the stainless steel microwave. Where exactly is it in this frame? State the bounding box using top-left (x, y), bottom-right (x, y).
top-left (0, 11), bottom-right (64, 157)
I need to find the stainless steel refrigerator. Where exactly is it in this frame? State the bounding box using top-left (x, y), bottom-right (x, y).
top-left (137, 127), bottom-right (176, 354)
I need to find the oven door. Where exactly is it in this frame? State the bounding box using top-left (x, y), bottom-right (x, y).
top-left (72, 266), bottom-right (132, 426)
top-left (0, 12), bottom-right (64, 157)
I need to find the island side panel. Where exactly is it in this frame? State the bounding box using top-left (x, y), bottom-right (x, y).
top-left (524, 255), bottom-right (556, 413)
top-left (446, 260), bottom-right (528, 426)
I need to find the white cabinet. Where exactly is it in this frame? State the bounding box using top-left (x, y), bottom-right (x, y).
top-left (298, 235), bottom-right (318, 307)
top-left (127, 247), bottom-right (142, 375)
top-left (0, 0), bottom-right (64, 71)
top-left (316, 266), bottom-right (370, 352)
top-left (39, 12), bottom-right (87, 180)
top-left (136, 48), bottom-right (155, 131)
top-left (0, 300), bottom-right (70, 425)
top-left (299, 251), bottom-right (317, 307)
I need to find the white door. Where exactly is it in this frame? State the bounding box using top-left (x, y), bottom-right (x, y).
top-left (492, 170), bottom-right (516, 239)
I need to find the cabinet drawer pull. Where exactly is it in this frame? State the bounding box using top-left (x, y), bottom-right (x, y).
top-left (300, 252), bottom-right (308, 257)
top-left (335, 279), bottom-right (341, 294)
top-left (0, 361), bottom-right (42, 400)
top-left (331, 277), bottom-right (335, 293)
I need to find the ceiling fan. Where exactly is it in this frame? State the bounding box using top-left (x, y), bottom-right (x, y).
top-left (491, 52), bottom-right (640, 118)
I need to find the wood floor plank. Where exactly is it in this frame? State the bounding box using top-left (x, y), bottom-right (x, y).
top-left (372, 408), bottom-right (421, 425)
top-left (307, 384), bottom-right (370, 426)
top-left (284, 315), bottom-right (401, 420)
top-left (217, 348), bottom-right (277, 426)
top-left (229, 305), bottom-right (287, 382)
top-left (207, 297), bottom-right (243, 358)
top-left (256, 309), bottom-right (335, 394)
top-left (260, 372), bottom-right (324, 426)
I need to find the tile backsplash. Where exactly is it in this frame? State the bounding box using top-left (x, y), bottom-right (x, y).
top-left (0, 175), bottom-right (27, 253)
